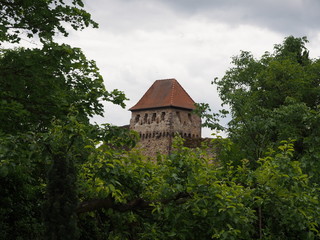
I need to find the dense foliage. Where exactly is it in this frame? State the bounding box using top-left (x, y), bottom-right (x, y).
top-left (0, 0), bottom-right (98, 44)
top-left (0, 44), bottom-right (126, 134)
top-left (0, 1), bottom-right (126, 239)
top-left (1, 1), bottom-right (320, 238)
top-left (214, 36), bottom-right (320, 182)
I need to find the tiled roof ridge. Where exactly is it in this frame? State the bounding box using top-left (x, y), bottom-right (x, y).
top-left (170, 79), bottom-right (176, 105)
top-left (172, 79), bottom-right (195, 108)
top-left (156, 78), bottom-right (176, 81)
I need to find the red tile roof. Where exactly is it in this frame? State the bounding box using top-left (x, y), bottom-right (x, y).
top-left (130, 79), bottom-right (196, 111)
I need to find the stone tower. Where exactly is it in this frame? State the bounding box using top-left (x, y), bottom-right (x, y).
top-left (129, 79), bottom-right (201, 157)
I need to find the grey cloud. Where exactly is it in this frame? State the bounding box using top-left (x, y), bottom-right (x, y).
top-left (85, 0), bottom-right (179, 33)
top-left (106, 0), bottom-right (320, 36)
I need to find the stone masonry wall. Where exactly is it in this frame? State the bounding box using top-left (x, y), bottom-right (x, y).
top-left (130, 107), bottom-right (201, 158)
top-left (170, 109), bottom-right (201, 138)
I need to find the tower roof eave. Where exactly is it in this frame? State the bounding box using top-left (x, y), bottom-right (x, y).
top-left (130, 105), bottom-right (195, 112)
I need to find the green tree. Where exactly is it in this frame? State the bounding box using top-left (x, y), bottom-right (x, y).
top-left (0, 44), bottom-right (126, 134)
top-left (0, 132), bottom-right (45, 239)
top-left (0, 1), bottom-right (128, 239)
top-left (214, 36), bottom-right (320, 175)
top-left (73, 136), bottom-right (320, 239)
top-left (0, 0), bottom-right (98, 44)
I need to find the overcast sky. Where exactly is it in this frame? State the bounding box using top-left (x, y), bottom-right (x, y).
top-left (60, 0), bottom-right (320, 137)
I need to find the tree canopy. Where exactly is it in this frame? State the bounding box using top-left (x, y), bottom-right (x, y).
top-left (0, 0), bottom-right (98, 44)
top-left (214, 37), bottom-right (320, 176)
top-left (0, 44), bottom-right (126, 134)
top-left (0, 1), bottom-right (127, 239)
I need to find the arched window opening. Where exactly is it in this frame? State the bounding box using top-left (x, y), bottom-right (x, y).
top-left (144, 113), bottom-right (148, 123)
top-left (152, 113), bottom-right (156, 122)
top-left (143, 113), bottom-right (148, 123)
top-left (161, 112), bottom-right (166, 121)
top-left (176, 111), bottom-right (181, 123)
top-left (135, 114), bottom-right (140, 123)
